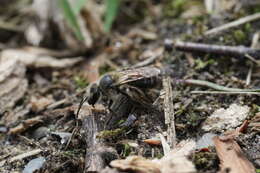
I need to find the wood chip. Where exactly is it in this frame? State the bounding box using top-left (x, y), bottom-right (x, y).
top-left (1, 49), bottom-right (83, 68)
top-left (0, 59), bottom-right (28, 114)
top-left (9, 116), bottom-right (43, 135)
top-left (163, 76), bottom-right (176, 148)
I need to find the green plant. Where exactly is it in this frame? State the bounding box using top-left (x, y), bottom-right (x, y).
top-left (104, 0), bottom-right (121, 32)
top-left (58, 0), bottom-right (86, 40)
top-left (59, 0), bottom-right (121, 40)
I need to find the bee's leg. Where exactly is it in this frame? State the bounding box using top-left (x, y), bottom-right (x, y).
top-left (119, 114), bottom-right (137, 127)
top-left (105, 95), bottom-right (133, 129)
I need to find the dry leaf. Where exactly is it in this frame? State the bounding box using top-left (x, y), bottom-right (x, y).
top-left (213, 136), bottom-right (255, 173)
top-left (111, 140), bottom-right (196, 173)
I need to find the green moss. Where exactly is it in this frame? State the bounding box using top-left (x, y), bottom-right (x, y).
top-left (192, 150), bottom-right (219, 171)
top-left (99, 64), bottom-right (114, 76)
top-left (233, 30), bottom-right (246, 44)
top-left (244, 23), bottom-right (252, 33)
top-left (194, 58), bottom-right (215, 70)
top-left (186, 112), bottom-right (204, 127)
top-left (73, 75), bottom-right (88, 89)
top-left (62, 149), bottom-right (85, 158)
top-left (97, 128), bottom-right (125, 139)
top-left (121, 143), bottom-right (131, 157)
top-left (164, 0), bottom-right (187, 17)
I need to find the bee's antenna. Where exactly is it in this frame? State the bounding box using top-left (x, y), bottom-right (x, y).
top-left (65, 93), bottom-right (88, 150)
top-left (76, 94), bottom-right (88, 118)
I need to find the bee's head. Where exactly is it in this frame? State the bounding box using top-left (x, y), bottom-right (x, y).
top-left (86, 83), bottom-right (100, 105)
top-left (99, 74), bottom-right (114, 91)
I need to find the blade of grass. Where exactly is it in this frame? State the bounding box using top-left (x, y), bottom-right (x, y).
top-left (73, 0), bottom-right (88, 14)
top-left (58, 0), bottom-right (84, 40)
top-left (104, 0), bottom-right (120, 32)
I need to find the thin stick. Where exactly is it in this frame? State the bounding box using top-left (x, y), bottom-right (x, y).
top-left (132, 47), bottom-right (164, 68)
top-left (246, 64), bottom-right (253, 86)
top-left (163, 76), bottom-right (176, 148)
top-left (173, 40), bottom-right (260, 59)
top-left (191, 91), bottom-right (260, 95)
top-left (183, 79), bottom-right (260, 92)
top-left (245, 54), bottom-right (260, 65)
top-left (0, 149), bottom-right (42, 166)
top-left (205, 12), bottom-right (260, 35)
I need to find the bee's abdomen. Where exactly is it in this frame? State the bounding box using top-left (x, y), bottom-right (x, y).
top-left (129, 77), bottom-right (159, 88)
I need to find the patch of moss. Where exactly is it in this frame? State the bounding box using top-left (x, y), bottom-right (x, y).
top-left (163, 0), bottom-right (187, 17)
top-left (73, 75), bottom-right (88, 89)
top-left (192, 150), bottom-right (219, 171)
top-left (186, 112), bottom-right (204, 128)
top-left (118, 143), bottom-right (132, 157)
top-left (97, 128), bottom-right (125, 139)
top-left (244, 23), bottom-right (252, 33)
top-left (194, 58), bottom-right (215, 70)
top-left (62, 149), bottom-right (85, 158)
top-left (233, 30), bottom-right (246, 44)
top-left (99, 64), bottom-right (114, 76)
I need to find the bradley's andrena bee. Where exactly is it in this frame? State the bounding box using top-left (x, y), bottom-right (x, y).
top-left (77, 66), bottom-right (166, 126)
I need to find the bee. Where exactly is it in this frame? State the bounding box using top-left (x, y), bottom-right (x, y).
top-left (77, 66), bottom-right (164, 126)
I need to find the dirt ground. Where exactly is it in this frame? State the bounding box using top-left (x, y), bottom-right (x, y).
top-left (0, 0), bottom-right (260, 173)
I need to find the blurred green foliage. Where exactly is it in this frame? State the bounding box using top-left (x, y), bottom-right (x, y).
top-left (59, 0), bottom-right (120, 41)
top-left (58, 0), bottom-right (86, 40)
top-left (164, 0), bottom-right (186, 17)
top-left (104, 0), bottom-right (121, 32)
top-left (73, 75), bottom-right (88, 89)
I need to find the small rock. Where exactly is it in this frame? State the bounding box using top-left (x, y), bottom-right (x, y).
top-left (196, 133), bottom-right (217, 149)
top-left (32, 127), bottom-right (50, 140)
top-left (23, 157), bottom-right (46, 173)
top-left (51, 132), bottom-right (72, 144)
top-left (0, 126), bottom-right (7, 133)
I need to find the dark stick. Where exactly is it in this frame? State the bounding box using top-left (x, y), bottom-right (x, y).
top-left (167, 40), bottom-right (260, 59)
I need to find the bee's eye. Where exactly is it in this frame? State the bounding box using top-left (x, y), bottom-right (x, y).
top-left (99, 75), bottom-right (114, 90)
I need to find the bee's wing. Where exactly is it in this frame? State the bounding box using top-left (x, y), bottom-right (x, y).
top-left (118, 85), bottom-right (153, 107)
top-left (113, 67), bottom-right (161, 86)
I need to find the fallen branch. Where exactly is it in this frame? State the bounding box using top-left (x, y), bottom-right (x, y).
top-left (171, 40), bottom-right (260, 59)
top-left (205, 12), bottom-right (260, 35)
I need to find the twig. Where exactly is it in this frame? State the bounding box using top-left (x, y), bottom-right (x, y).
top-left (0, 149), bottom-right (42, 167)
top-left (245, 54), bottom-right (260, 65)
top-left (172, 40), bottom-right (260, 59)
top-left (163, 76), bottom-right (176, 148)
top-left (191, 91), bottom-right (260, 95)
top-left (246, 64), bottom-right (253, 86)
top-left (251, 32), bottom-right (260, 49)
top-left (8, 116), bottom-right (43, 135)
top-left (132, 47), bottom-right (164, 68)
top-left (183, 79), bottom-right (260, 92)
top-left (159, 133), bottom-right (170, 155)
top-left (47, 98), bottom-right (68, 110)
top-left (205, 12), bottom-right (260, 35)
